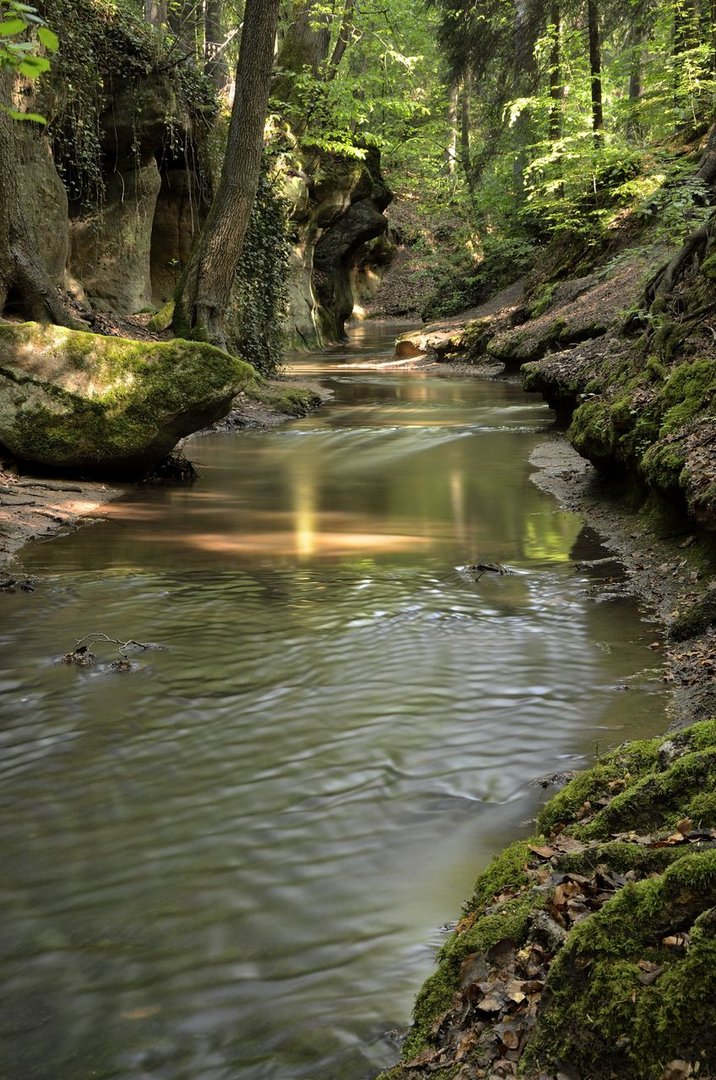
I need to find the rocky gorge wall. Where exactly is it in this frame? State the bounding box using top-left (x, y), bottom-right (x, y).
top-left (12, 38), bottom-right (391, 350)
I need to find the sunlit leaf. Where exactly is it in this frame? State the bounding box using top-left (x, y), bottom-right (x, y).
top-left (37, 25), bottom-right (58, 51)
top-left (0, 17), bottom-right (26, 35)
top-left (18, 53), bottom-right (49, 75)
top-left (8, 107), bottom-right (46, 122)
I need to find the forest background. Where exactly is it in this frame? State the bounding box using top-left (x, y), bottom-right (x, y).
top-left (3, 0), bottom-right (716, 368)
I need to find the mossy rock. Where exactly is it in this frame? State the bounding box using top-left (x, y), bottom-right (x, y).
top-left (0, 321), bottom-right (254, 478)
top-left (525, 853), bottom-right (716, 1079)
top-left (382, 720), bottom-right (716, 1080)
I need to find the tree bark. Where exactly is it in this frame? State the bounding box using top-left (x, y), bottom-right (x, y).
top-left (168, 0), bottom-right (201, 60)
top-left (460, 73), bottom-right (474, 191)
top-left (445, 79), bottom-right (459, 175)
top-left (274, 0), bottom-right (330, 104)
top-left (587, 0), bottom-right (603, 146)
top-left (173, 0), bottom-right (281, 350)
top-left (204, 0), bottom-right (228, 89)
top-left (548, 3), bottom-right (563, 143)
top-left (144, 0), bottom-right (167, 28)
top-left (0, 74), bottom-right (77, 327)
top-left (326, 0), bottom-right (355, 76)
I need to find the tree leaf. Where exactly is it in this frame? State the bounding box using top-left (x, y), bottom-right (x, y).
top-left (18, 54), bottom-right (49, 75)
top-left (37, 26), bottom-right (58, 51)
top-left (8, 108), bottom-right (46, 123)
top-left (0, 17), bottom-right (27, 35)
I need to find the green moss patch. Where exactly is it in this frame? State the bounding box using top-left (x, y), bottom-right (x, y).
top-left (383, 719), bottom-right (716, 1079)
top-left (0, 321), bottom-right (254, 477)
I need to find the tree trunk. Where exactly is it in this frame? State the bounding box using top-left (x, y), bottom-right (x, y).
top-left (274, 0), bottom-right (330, 104)
top-left (168, 0), bottom-right (200, 59)
top-left (173, 0), bottom-right (281, 350)
top-left (204, 0), bottom-right (228, 89)
top-left (460, 73), bottom-right (474, 192)
top-left (548, 3), bottom-right (563, 143)
top-left (445, 79), bottom-right (459, 175)
top-left (144, 0), bottom-right (167, 28)
top-left (627, 29), bottom-right (644, 142)
top-left (0, 74), bottom-right (77, 327)
top-left (326, 0), bottom-right (355, 76)
top-left (587, 0), bottom-right (603, 146)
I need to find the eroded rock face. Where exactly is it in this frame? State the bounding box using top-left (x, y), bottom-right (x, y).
top-left (283, 151), bottom-right (392, 345)
top-left (70, 161), bottom-right (163, 313)
top-left (63, 71), bottom-right (208, 316)
top-left (0, 322), bottom-right (253, 477)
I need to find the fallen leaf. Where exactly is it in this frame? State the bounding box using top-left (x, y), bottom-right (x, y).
top-left (662, 934), bottom-right (690, 948)
top-left (528, 844), bottom-right (557, 859)
top-left (638, 965), bottom-right (665, 986)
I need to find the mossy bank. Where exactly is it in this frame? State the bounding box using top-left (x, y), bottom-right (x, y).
top-left (379, 720), bottom-right (716, 1080)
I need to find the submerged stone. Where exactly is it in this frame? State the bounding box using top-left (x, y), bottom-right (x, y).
top-left (0, 322), bottom-right (254, 478)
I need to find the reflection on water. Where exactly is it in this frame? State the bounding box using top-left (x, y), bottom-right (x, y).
top-left (0, 324), bottom-right (666, 1080)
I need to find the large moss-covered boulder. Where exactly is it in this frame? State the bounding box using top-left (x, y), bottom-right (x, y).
top-left (0, 322), bottom-right (253, 477)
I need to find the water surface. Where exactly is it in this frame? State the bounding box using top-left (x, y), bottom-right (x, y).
top-left (0, 323), bottom-right (666, 1079)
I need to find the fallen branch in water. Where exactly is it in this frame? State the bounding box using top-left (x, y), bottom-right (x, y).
top-left (61, 633), bottom-right (162, 669)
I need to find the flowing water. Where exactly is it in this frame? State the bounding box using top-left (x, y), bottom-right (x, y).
top-left (0, 323), bottom-right (667, 1080)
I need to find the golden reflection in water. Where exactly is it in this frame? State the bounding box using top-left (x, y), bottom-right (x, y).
top-left (178, 530), bottom-right (431, 557)
top-left (294, 475), bottom-right (316, 558)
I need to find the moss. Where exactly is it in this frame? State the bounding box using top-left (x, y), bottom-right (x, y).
top-left (700, 251), bottom-right (716, 280)
top-left (525, 853), bottom-right (716, 1079)
top-left (645, 354), bottom-right (667, 381)
top-left (0, 322), bottom-right (255, 474)
top-left (469, 840), bottom-right (533, 910)
top-left (401, 889), bottom-right (546, 1060)
top-left (568, 400), bottom-right (619, 466)
top-left (551, 839), bottom-right (693, 878)
top-left (537, 735), bottom-right (662, 834)
top-left (657, 358), bottom-right (716, 435)
top-left (579, 747), bottom-right (716, 837)
top-left (147, 301), bottom-right (174, 333)
top-left (528, 283), bottom-right (557, 318)
top-left (640, 439), bottom-right (687, 494)
top-left (243, 379), bottom-right (322, 417)
top-left (461, 317), bottom-right (493, 359)
top-left (669, 589), bottom-right (716, 641)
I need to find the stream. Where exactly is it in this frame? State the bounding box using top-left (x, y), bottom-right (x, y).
top-left (0, 321), bottom-right (667, 1080)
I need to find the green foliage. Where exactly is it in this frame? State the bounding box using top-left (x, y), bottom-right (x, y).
top-left (41, 0), bottom-right (216, 204)
top-left (0, 0), bottom-right (58, 122)
top-left (228, 166), bottom-right (291, 377)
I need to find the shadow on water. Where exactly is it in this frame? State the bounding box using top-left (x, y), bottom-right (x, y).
top-left (0, 322), bottom-right (667, 1080)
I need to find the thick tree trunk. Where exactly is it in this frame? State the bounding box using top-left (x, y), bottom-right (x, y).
top-left (697, 122), bottom-right (716, 186)
top-left (274, 0), bottom-right (330, 104)
top-left (0, 75), bottom-right (77, 327)
top-left (173, 0), bottom-right (281, 350)
top-left (587, 0), bottom-right (603, 146)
